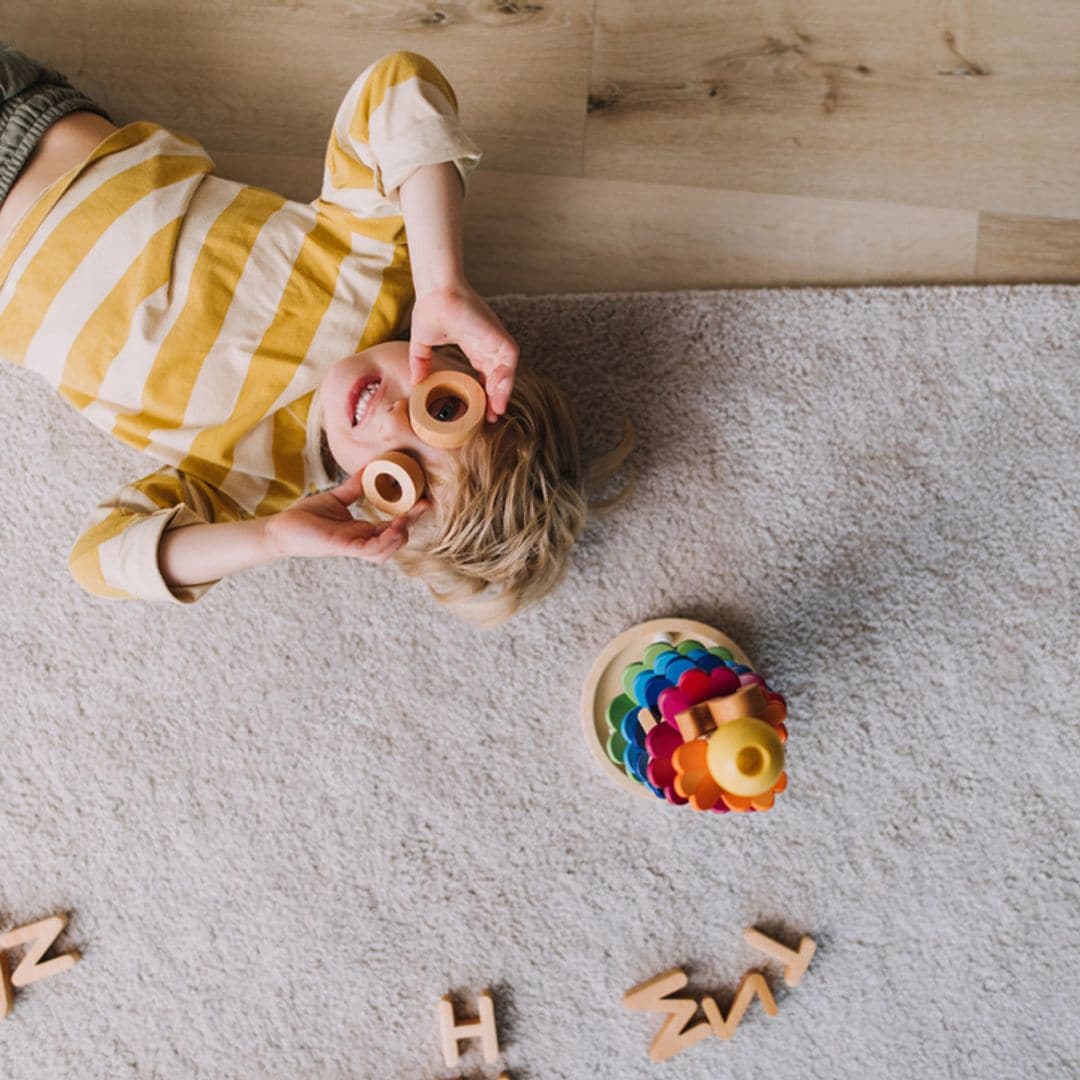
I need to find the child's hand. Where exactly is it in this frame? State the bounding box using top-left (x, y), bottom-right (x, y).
top-left (408, 282), bottom-right (519, 423)
top-left (266, 470), bottom-right (430, 564)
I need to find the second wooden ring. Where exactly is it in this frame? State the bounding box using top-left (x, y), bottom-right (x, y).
top-left (361, 450), bottom-right (426, 515)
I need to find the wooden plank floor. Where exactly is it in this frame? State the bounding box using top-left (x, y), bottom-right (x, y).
top-left (5, 1), bottom-right (1078, 294)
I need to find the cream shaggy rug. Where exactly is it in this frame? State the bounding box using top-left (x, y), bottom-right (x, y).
top-left (0, 284), bottom-right (1076, 1079)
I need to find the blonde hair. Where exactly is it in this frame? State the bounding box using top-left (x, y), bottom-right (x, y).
top-left (372, 343), bottom-right (636, 627)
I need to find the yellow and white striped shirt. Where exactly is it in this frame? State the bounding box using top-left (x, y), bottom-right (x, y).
top-left (0, 50), bottom-right (481, 604)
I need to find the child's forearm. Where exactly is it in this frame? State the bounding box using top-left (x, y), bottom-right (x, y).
top-left (158, 518), bottom-right (281, 589)
top-left (399, 162), bottom-right (467, 295)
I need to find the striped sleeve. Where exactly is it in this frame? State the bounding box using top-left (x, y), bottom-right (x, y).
top-left (319, 50), bottom-right (483, 215)
top-left (67, 466), bottom-right (249, 605)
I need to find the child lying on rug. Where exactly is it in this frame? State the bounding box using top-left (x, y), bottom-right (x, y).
top-left (0, 45), bottom-right (634, 625)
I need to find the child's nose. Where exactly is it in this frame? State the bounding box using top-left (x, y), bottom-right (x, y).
top-left (385, 395), bottom-right (415, 437)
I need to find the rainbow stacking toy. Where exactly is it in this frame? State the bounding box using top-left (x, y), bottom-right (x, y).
top-left (580, 618), bottom-right (789, 813)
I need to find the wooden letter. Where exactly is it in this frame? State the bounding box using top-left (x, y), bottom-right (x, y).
top-left (0, 952), bottom-right (12, 1019)
top-left (0, 914), bottom-right (80, 989)
top-left (438, 989), bottom-right (499, 1066)
top-left (623, 967), bottom-right (711, 1063)
top-left (701, 971), bottom-right (778, 1040)
top-left (743, 927), bottom-right (817, 986)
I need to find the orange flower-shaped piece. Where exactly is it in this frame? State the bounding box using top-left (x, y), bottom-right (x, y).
top-left (762, 691), bottom-right (788, 739)
top-left (717, 770), bottom-right (788, 812)
top-left (672, 739), bottom-right (725, 812)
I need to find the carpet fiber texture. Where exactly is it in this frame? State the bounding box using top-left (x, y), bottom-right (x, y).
top-left (0, 284), bottom-right (1076, 1079)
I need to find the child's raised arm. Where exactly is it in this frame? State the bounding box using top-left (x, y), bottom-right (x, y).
top-left (400, 162), bottom-right (519, 420)
top-left (317, 51), bottom-right (518, 414)
top-left (399, 161), bottom-right (466, 298)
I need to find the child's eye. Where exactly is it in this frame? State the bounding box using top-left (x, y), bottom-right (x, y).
top-left (430, 395), bottom-right (465, 423)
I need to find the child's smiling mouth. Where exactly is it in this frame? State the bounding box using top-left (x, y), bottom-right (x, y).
top-left (348, 374), bottom-right (382, 429)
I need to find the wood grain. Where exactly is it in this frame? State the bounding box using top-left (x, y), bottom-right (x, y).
top-left (976, 214), bottom-right (1080, 283)
top-left (3, 0), bottom-right (1077, 292)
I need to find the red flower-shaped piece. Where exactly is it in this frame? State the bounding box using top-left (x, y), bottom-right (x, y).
top-left (657, 665), bottom-right (741, 726)
top-left (645, 721), bottom-right (687, 805)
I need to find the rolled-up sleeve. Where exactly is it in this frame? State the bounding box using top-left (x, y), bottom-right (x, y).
top-left (318, 50), bottom-right (483, 216)
top-left (67, 466), bottom-right (248, 605)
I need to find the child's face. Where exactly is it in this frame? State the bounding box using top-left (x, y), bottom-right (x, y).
top-left (321, 340), bottom-right (480, 481)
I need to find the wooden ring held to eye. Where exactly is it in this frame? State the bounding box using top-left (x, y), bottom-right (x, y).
top-left (361, 450), bottom-right (426, 515)
top-left (408, 369), bottom-right (487, 449)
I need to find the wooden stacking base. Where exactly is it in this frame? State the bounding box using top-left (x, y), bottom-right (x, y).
top-left (579, 617), bottom-right (754, 799)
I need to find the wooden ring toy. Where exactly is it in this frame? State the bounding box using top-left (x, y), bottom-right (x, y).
top-left (673, 683), bottom-right (768, 740)
top-left (361, 450), bottom-right (426, 515)
top-left (408, 369), bottom-right (487, 449)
